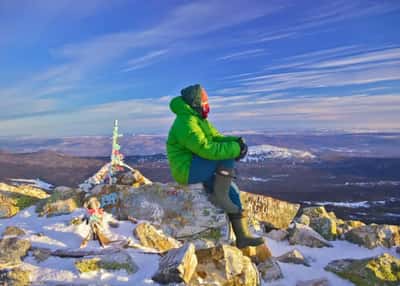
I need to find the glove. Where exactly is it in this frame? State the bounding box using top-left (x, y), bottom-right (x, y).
top-left (235, 137), bottom-right (248, 161)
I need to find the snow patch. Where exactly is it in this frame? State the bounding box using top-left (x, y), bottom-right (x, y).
top-left (244, 144), bottom-right (316, 162)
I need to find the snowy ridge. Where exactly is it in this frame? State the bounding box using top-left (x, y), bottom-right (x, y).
top-left (8, 178), bottom-right (54, 191)
top-left (244, 144), bottom-right (316, 162)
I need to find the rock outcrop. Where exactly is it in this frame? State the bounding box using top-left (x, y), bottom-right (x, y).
top-left (2, 226), bottom-right (26, 237)
top-left (0, 237), bottom-right (31, 269)
top-left (95, 183), bottom-right (228, 238)
top-left (325, 253), bottom-right (400, 286)
top-left (134, 222), bottom-right (181, 252)
top-left (37, 187), bottom-right (83, 217)
top-left (75, 250), bottom-right (138, 274)
top-left (0, 182), bottom-right (50, 218)
top-left (241, 192), bottom-right (300, 229)
top-left (0, 267), bottom-right (31, 286)
top-left (344, 224), bottom-right (400, 249)
top-left (152, 243), bottom-right (197, 284)
top-left (191, 245), bottom-right (260, 286)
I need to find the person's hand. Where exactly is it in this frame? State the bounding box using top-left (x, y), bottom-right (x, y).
top-left (236, 137), bottom-right (248, 161)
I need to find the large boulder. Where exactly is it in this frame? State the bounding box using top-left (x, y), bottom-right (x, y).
top-left (325, 253), bottom-right (400, 286)
top-left (288, 223), bottom-right (333, 248)
top-left (152, 243), bottom-right (197, 284)
top-left (108, 183), bottom-right (227, 238)
top-left (134, 222), bottom-right (181, 252)
top-left (0, 182), bottom-right (50, 218)
top-left (0, 237), bottom-right (31, 269)
top-left (336, 220), bottom-right (365, 238)
top-left (2, 226), bottom-right (26, 237)
top-left (37, 187), bottom-right (82, 217)
top-left (241, 193), bottom-right (300, 229)
top-left (75, 250), bottom-right (138, 274)
top-left (310, 217), bottom-right (337, 241)
top-left (302, 207), bottom-right (337, 240)
top-left (302, 206), bottom-right (329, 219)
top-left (345, 224), bottom-right (400, 249)
top-left (191, 245), bottom-right (260, 286)
top-left (0, 267), bottom-right (31, 286)
top-left (0, 183), bottom-right (49, 199)
top-left (0, 194), bottom-right (19, 218)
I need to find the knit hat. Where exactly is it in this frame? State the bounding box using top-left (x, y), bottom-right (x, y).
top-left (181, 84), bottom-right (210, 118)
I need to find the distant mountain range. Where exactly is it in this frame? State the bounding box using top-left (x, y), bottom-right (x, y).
top-left (1, 132), bottom-right (400, 158)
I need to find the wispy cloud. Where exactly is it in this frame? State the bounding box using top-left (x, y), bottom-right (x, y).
top-left (311, 47), bottom-right (400, 68)
top-left (217, 49), bottom-right (266, 61)
top-left (220, 46), bottom-right (400, 94)
top-left (122, 50), bottom-right (168, 72)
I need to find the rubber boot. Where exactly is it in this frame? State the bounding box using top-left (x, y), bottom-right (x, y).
top-left (210, 167), bottom-right (241, 214)
top-left (228, 212), bottom-right (264, 248)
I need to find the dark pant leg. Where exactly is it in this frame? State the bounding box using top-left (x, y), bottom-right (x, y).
top-left (188, 155), bottom-right (242, 210)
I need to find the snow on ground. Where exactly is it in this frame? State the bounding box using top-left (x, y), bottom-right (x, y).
top-left (0, 207), bottom-right (399, 285)
top-left (8, 178), bottom-right (54, 191)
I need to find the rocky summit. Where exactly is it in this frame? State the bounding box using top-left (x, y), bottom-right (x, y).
top-left (0, 174), bottom-right (399, 285)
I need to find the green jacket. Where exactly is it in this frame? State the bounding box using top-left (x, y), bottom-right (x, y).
top-left (166, 96), bottom-right (240, 184)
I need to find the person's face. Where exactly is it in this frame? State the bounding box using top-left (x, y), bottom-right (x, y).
top-left (201, 88), bottom-right (210, 118)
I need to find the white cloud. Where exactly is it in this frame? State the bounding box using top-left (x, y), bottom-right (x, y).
top-left (217, 49), bottom-right (266, 61)
top-left (122, 50), bottom-right (168, 72)
top-left (311, 47), bottom-right (400, 68)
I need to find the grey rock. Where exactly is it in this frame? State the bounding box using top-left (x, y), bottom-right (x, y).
top-left (325, 253), bottom-right (400, 286)
top-left (0, 237), bottom-right (31, 269)
top-left (192, 244), bottom-right (260, 286)
top-left (345, 224), bottom-right (400, 249)
top-left (134, 222), bottom-right (181, 252)
top-left (2, 226), bottom-right (26, 237)
top-left (277, 249), bottom-right (310, 267)
top-left (241, 193), bottom-right (300, 229)
top-left (258, 258), bottom-right (283, 282)
top-left (296, 278), bottom-right (331, 286)
top-left (288, 223), bottom-right (333, 248)
top-left (152, 243), bottom-right (197, 284)
top-left (266, 229), bottom-right (288, 241)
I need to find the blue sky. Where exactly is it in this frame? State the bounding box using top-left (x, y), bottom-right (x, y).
top-left (0, 0), bottom-right (399, 137)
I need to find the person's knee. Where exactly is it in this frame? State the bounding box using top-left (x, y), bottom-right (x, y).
top-left (218, 159), bottom-right (235, 170)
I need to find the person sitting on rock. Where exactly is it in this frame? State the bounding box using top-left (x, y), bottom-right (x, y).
top-left (166, 84), bottom-right (264, 248)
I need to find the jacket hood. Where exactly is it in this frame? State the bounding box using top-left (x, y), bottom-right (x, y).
top-left (169, 96), bottom-right (200, 117)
